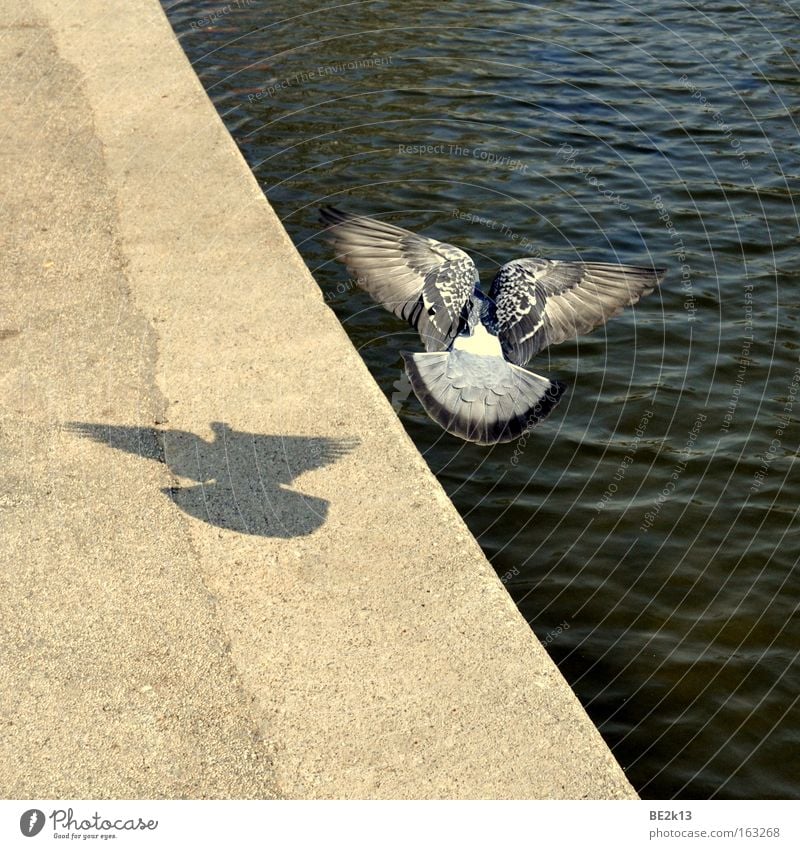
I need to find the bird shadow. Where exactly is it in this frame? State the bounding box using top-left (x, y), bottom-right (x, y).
top-left (68, 421), bottom-right (359, 538)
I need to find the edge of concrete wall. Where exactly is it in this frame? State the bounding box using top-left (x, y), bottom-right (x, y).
top-left (11, 0), bottom-right (637, 798)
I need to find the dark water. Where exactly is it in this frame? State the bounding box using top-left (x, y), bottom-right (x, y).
top-left (162, 0), bottom-right (799, 798)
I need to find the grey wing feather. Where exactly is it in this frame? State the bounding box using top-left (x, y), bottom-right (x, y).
top-left (488, 258), bottom-right (666, 365)
top-left (320, 207), bottom-right (478, 351)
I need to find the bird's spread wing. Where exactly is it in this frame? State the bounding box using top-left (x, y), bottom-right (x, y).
top-left (208, 424), bottom-right (359, 486)
top-left (320, 206), bottom-right (478, 351)
top-left (67, 423), bottom-right (166, 464)
top-left (257, 435), bottom-right (360, 486)
top-left (69, 422), bottom-right (359, 487)
top-left (488, 258), bottom-right (666, 365)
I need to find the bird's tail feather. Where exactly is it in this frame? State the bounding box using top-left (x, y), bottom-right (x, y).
top-left (401, 350), bottom-right (566, 445)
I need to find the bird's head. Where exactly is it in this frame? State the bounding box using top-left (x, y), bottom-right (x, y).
top-left (210, 421), bottom-right (231, 440)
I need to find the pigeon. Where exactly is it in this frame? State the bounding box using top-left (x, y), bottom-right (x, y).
top-left (320, 207), bottom-right (666, 445)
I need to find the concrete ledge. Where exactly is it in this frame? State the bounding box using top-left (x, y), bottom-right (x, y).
top-left (0, 0), bottom-right (636, 798)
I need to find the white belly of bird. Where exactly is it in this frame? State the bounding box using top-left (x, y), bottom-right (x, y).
top-left (453, 323), bottom-right (504, 357)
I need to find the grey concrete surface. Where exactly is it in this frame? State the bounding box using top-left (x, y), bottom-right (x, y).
top-left (0, 6), bottom-right (276, 799)
top-left (0, 0), bottom-right (637, 799)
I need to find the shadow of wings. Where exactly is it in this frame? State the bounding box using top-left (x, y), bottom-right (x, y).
top-left (68, 421), bottom-right (359, 538)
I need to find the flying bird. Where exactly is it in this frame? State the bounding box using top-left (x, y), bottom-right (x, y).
top-left (320, 207), bottom-right (665, 445)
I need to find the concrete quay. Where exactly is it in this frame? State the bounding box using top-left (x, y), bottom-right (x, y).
top-left (0, 0), bottom-right (636, 799)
